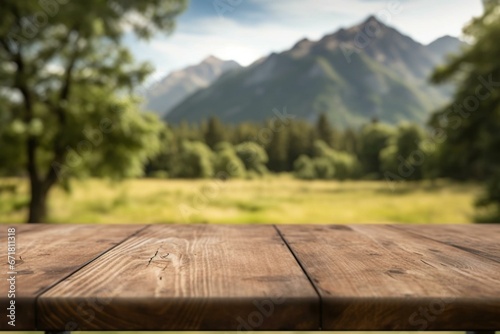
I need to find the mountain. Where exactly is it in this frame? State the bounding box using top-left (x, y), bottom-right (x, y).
top-left (143, 56), bottom-right (241, 116)
top-left (427, 35), bottom-right (464, 59)
top-left (166, 16), bottom-right (465, 128)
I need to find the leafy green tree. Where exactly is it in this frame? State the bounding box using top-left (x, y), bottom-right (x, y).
top-left (0, 1), bottom-right (187, 222)
top-left (204, 116), bottom-right (227, 149)
top-left (380, 123), bottom-right (426, 181)
top-left (316, 112), bottom-right (337, 148)
top-left (313, 140), bottom-right (359, 180)
top-left (213, 142), bottom-right (246, 178)
top-left (175, 141), bottom-right (214, 178)
top-left (146, 125), bottom-right (177, 177)
top-left (235, 142), bottom-right (268, 176)
top-left (173, 121), bottom-right (203, 143)
top-left (313, 157), bottom-right (335, 179)
top-left (359, 122), bottom-right (395, 178)
top-left (293, 155), bottom-right (316, 180)
top-left (287, 120), bottom-right (314, 170)
top-left (0, 108), bottom-right (25, 176)
top-left (233, 122), bottom-right (259, 143)
top-left (430, 1), bottom-right (500, 221)
top-left (339, 127), bottom-right (360, 155)
top-left (266, 126), bottom-right (289, 172)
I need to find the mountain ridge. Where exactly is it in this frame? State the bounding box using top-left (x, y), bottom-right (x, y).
top-left (165, 16), bottom-right (464, 127)
top-left (143, 55), bottom-right (241, 116)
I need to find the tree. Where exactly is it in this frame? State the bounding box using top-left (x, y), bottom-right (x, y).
top-left (430, 1), bottom-right (500, 221)
top-left (214, 142), bottom-right (246, 178)
top-left (293, 155), bottom-right (316, 180)
top-left (204, 116), bottom-right (227, 149)
top-left (266, 125), bottom-right (289, 172)
top-left (380, 123), bottom-right (426, 181)
top-left (0, 107), bottom-right (25, 176)
top-left (312, 140), bottom-right (360, 180)
top-left (233, 122), bottom-right (259, 143)
top-left (0, 0), bottom-right (187, 222)
top-left (313, 157), bottom-right (335, 179)
top-left (235, 142), bottom-right (268, 176)
top-left (316, 112), bottom-right (337, 148)
top-left (287, 120), bottom-right (314, 170)
top-left (146, 125), bottom-right (177, 177)
top-left (359, 122), bottom-right (395, 178)
top-left (175, 141), bottom-right (214, 178)
top-left (339, 127), bottom-right (360, 155)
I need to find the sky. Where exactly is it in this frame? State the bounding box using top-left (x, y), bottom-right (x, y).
top-left (125, 0), bottom-right (484, 82)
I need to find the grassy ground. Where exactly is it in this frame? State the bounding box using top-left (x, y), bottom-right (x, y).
top-left (0, 177), bottom-right (482, 334)
top-left (0, 176), bottom-right (480, 224)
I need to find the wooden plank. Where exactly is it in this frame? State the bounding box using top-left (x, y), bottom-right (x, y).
top-left (394, 224), bottom-right (500, 263)
top-left (0, 224), bottom-right (143, 330)
top-left (278, 224), bottom-right (500, 330)
top-left (37, 224), bottom-right (319, 331)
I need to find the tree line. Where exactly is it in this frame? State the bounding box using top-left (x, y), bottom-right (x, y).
top-left (146, 115), bottom-right (445, 183)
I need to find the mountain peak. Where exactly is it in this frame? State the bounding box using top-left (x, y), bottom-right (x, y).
top-left (202, 55), bottom-right (224, 64)
top-left (143, 55), bottom-right (240, 116)
top-left (427, 35), bottom-right (464, 58)
top-left (364, 15), bottom-right (379, 23)
top-left (358, 15), bottom-right (388, 31)
top-left (166, 17), bottom-right (463, 127)
top-left (292, 37), bottom-right (313, 49)
top-left (428, 35), bottom-right (459, 45)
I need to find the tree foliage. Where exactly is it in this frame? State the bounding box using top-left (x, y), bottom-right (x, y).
top-left (359, 122), bottom-right (395, 178)
top-left (0, 0), bottom-right (187, 222)
top-left (430, 1), bottom-right (500, 221)
top-left (175, 141), bottom-right (214, 178)
top-left (214, 142), bottom-right (246, 178)
top-left (235, 142), bottom-right (268, 176)
top-left (293, 155), bottom-right (316, 180)
top-left (380, 123), bottom-right (426, 181)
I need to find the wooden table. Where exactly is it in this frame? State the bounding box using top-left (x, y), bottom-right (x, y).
top-left (1, 224), bottom-right (499, 331)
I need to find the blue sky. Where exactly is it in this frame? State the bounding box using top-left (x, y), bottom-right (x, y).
top-left (126, 0), bottom-right (484, 81)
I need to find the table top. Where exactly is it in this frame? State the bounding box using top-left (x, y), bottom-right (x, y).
top-left (1, 224), bottom-right (499, 331)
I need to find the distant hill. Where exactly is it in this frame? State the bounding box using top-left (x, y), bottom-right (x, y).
top-left (166, 16), bottom-right (465, 127)
top-left (427, 35), bottom-right (464, 59)
top-left (143, 56), bottom-right (241, 116)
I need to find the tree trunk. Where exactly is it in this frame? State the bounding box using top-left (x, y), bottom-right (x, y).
top-left (27, 180), bottom-right (49, 223)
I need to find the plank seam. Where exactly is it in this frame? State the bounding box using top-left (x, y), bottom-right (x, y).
top-left (33, 224), bottom-right (151, 330)
top-left (273, 225), bottom-right (323, 330)
top-left (390, 225), bottom-right (500, 265)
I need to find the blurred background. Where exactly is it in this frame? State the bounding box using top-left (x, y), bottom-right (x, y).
top-left (0, 0), bottom-right (499, 225)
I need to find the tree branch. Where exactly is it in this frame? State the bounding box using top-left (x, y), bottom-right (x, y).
top-left (45, 30), bottom-right (83, 186)
top-left (10, 40), bottom-right (40, 185)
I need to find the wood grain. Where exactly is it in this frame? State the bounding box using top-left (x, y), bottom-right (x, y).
top-left (37, 224), bottom-right (319, 331)
top-left (278, 224), bottom-right (500, 330)
top-left (394, 224), bottom-right (500, 263)
top-left (0, 224), bottom-right (143, 330)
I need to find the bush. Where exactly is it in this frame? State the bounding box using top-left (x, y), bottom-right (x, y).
top-left (313, 157), bottom-right (335, 179)
top-left (174, 141), bottom-right (214, 178)
top-left (214, 143), bottom-right (246, 179)
top-left (294, 155), bottom-right (316, 180)
top-left (312, 140), bottom-right (360, 180)
top-left (235, 142), bottom-right (268, 175)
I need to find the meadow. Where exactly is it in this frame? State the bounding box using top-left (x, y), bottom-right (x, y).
top-left (0, 176), bottom-right (480, 224)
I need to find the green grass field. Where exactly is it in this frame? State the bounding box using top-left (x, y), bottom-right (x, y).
top-left (0, 179), bottom-right (479, 334)
top-left (0, 176), bottom-right (481, 224)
